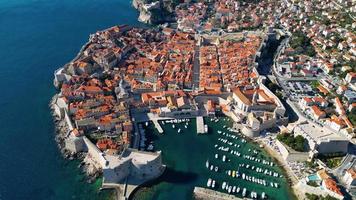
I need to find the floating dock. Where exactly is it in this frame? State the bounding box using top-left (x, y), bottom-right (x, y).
top-left (193, 187), bottom-right (245, 200)
top-left (153, 120), bottom-right (164, 134)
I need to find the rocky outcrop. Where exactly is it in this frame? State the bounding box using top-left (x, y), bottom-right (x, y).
top-left (132, 0), bottom-right (177, 24)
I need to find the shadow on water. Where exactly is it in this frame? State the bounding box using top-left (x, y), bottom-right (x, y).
top-left (159, 167), bottom-right (198, 184)
top-left (144, 167), bottom-right (198, 185)
top-left (129, 168), bottom-right (198, 200)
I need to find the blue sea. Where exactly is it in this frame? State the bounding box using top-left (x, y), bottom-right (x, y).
top-left (0, 0), bottom-right (141, 199)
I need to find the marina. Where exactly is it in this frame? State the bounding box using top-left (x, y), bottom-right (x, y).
top-left (131, 117), bottom-right (293, 200)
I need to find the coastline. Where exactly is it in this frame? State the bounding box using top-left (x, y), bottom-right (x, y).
top-left (49, 96), bottom-right (102, 184)
top-left (49, 4), bottom-right (300, 199)
top-left (254, 138), bottom-right (301, 200)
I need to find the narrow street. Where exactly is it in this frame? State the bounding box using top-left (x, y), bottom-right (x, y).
top-left (193, 45), bottom-right (200, 90)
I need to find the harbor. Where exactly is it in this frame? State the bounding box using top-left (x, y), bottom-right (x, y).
top-left (130, 117), bottom-right (294, 200)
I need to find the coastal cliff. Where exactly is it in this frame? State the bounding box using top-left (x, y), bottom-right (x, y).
top-left (132, 0), bottom-right (177, 24)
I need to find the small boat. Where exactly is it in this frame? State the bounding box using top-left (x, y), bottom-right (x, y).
top-left (262, 192), bottom-right (266, 199)
top-left (207, 178), bottom-right (212, 187)
top-left (222, 155), bottom-right (226, 162)
top-left (242, 188), bottom-right (246, 197)
top-left (172, 124), bottom-right (175, 129)
top-left (145, 122), bottom-right (149, 126)
top-left (177, 128), bottom-right (181, 133)
top-left (228, 170), bottom-right (231, 176)
top-left (228, 186), bottom-right (232, 193)
top-left (214, 166), bottom-right (218, 172)
top-left (222, 182), bottom-right (227, 190)
top-left (206, 160), bottom-right (209, 168)
top-left (210, 165), bottom-right (214, 171)
top-left (212, 180), bottom-right (215, 188)
top-left (236, 171), bottom-right (240, 178)
top-left (232, 170), bottom-right (236, 178)
top-left (274, 183), bottom-right (278, 188)
top-left (236, 187), bottom-right (240, 193)
top-left (215, 154), bottom-right (218, 159)
top-left (232, 186), bottom-right (236, 193)
top-left (184, 125), bottom-right (188, 128)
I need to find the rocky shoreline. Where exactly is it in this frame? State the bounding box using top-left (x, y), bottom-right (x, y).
top-left (49, 95), bottom-right (101, 184)
top-left (132, 0), bottom-right (176, 24)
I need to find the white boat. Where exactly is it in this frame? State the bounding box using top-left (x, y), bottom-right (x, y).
top-left (218, 130), bottom-right (222, 134)
top-left (242, 173), bottom-right (245, 180)
top-left (222, 155), bottom-right (226, 162)
top-left (242, 188), bottom-right (246, 197)
top-left (210, 165), bottom-right (214, 171)
top-left (215, 154), bottom-right (218, 159)
top-left (207, 178), bottom-right (212, 187)
top-left (214, 166), bottom-right (218, 172)
top-left (274, 183), bottom-right (278, 188)
top-left (262, 192), bottom-right (266, 199)
top-left (222, 182), bottom-right (227, 190)
top-left (228, 186), bottom-right (232, 193)
top-left (177, 128), bottom-right (181, 133)
top-left (206, 160), bottom-right (209, 168)
top-left (172, 124), bottom-right (175, 129)
top-left (184, 125), bottom-right (188, 128)
top-left (236, 187), bottom-right (240, 193)
top-left (204, 124), bottom-right (208, 133)
top-left (145, 122), bottom-right (149, 126)
top-left (232, 170), bottom-right (236, 178)
top-left (228, 170), bottom-right (231, 176)
top-left (232, 186), bottom-right (236, 193)
top-left (212, 180), bottom-right (215, 188)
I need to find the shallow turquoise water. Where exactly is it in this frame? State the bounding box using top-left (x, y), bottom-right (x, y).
top-left (132, 118), bottom-right (294, 200)
top-left (0, 0), bottom-right (141, 199)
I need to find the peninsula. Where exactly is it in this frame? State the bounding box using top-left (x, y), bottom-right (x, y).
top-left (51, 0), bottom-right (356, 199)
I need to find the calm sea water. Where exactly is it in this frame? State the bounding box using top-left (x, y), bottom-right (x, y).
top-left (0, 0), bottom-right (141, 199)
top-left (132, 118), bottom-right (294, 200)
